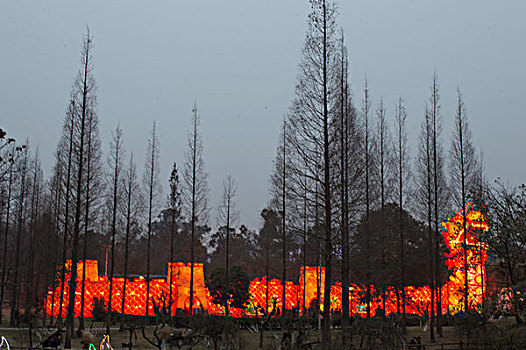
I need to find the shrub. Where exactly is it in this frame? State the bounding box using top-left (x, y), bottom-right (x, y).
top-left (92, 297), bottom-right (107, 322)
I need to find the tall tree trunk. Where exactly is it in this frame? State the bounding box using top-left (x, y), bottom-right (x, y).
top-left (144, 122), bottom-right (159, 318)
top-left (378, 100), bottom-right (387, 320)
top-left (303, 181), bottom-right (308, 317)
top-left (321, 0), bottom-right (333, 346)
top-left (281, 119), bottom-right (287, 328)
top-left (32, 183), bottom-right (42, 310)
top-left (10, 147), bottom-right (28, 326)
top-left (431, 76), bottom-right (443, 336)
top-left (425, 111), bottom-right (436, 342)
top-left (65, 33), bottom-right (91, 348)
top-left (363, 80), bottom-right (372, 320)
top-left (120, 154), bottom-right (135, 331)
top-left (169, 199), bottom-right (175, 317)
top-left (225, 195), bottom-right (230, 317)
top-left (0, 162), bottom-right (14, 324)
top-left (25, 154), bottom-right (40, 313)
top-left (189, 110), bottom-right (198, 316)
top-left (107, 126), bottom-right (122, 335)
top-left (396, 99), bottom-right (407, 332)
top-left (339, 37), bottom-right (350, 333)
top-left (145, 161), bottom-right (154, 318)
top-left (458, 101), bottom-right (468, 313)
top-left (79, 116), bottom-right (94, 332)
top-left (49, 162), bottom-right (63, 327)
top-left (58, 102), bottom-right (75, 327)
top-left (265, 219), bottom-right (269, 314)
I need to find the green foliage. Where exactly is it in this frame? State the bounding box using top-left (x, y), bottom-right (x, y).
top-left (351, 203), bottom-right (430, 286)
top-left (207, 265), bottom-right (250, 311)
top-left (92, 297), bottom-right (107, 322)
top-left (228, 265), bottom-right (250, 309)
top-left (208, 267), bottom-right (228, 308)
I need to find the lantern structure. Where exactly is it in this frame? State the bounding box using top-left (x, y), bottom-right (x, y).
top-left (47, 204), bottom-right (488, 318)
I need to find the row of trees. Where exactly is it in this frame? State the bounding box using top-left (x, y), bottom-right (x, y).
top-left (0, 129), bottom-right (60, 330)
top-left (0, 29), bottom-right (242, 348)
top-left (1, 2), bottom-right (525, 349)
top-left (47, 30), bottom-right (217, 347)
top-left (0, 27), bottom-right (300, 347)
top-left (260, 0), bottom-right (504, 346)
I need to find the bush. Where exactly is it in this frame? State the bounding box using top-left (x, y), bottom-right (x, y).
top-left (189, 315), bottom-right (239, 349)
top-left (92, 297), bottom-right (107, 322)
top-left (351, 318), bottom-right (404, 349)
top-left (453, 311), bottom-right (502, 348)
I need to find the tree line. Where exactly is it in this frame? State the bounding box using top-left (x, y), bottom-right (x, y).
top-left (0, 1), bottom-right (525, 348)
top-left (263, 0), bottom-right (524, 346)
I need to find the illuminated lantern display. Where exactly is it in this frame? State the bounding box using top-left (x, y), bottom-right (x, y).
top-left (47, 262), bottom-right (208, 317)
top-left (299, 266), bottom-right (325, 314)
top-left (167, 262), bottom-right (208, 312)
top-left (244, 277), bottom-right (298, 315)
top-left (99, 335), bottom-right (113, 350)
top-left (0, 336), bottom-right (10, 350)
top-left (442, 203), bottom-right (489, 313)
top-left (47, 204), bottom-right (488, 318)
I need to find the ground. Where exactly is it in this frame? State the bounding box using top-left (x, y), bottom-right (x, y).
top-left (0, 318), bottom-right (523, 349)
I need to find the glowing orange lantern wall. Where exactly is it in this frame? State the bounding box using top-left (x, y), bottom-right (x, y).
top-left (47, 204), bottom-right (488, 318)
top-left (47, 262), bottom-right (207, 317)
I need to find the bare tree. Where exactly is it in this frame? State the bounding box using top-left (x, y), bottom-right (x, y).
top-left (10, 141), bottom-right (29, 326)
top-left (256, 207), bottom-right (281, 315)
top-left (182, 103), bottom-right (209, 315)
top-left (362, 78), bottom-right (373, 319)
top-left (430, 74), bottom-right (449, 335)
top-left (65, 28), bottom-right (97, 348)
top-left (216, 174), bottom-right (238, 317)
top-left (55, 100), bottom-right (76, 327)
top-left (25, 148), bottom-right (44, 313)
top-left (450, 88), bottom-right (478, 312)
top-left (48, 148), bottom-right (64, 327)
top-left (375, 97), bottom-right (392, 318)
top-left (0, 141), bottom-right (18, 324)
top-left (414, 106), bottom-right (436, 341)
top-left (106, 125), bottom-right (124, 335)
top-left (270, 118), bottom-right (291, 327)
top-left (78, 102), bottom-right (103, 332)
top-left (394, 98), bottom-right (410, 330)
top-left (143, 121), bottom-right (161, 317)
top-left (486, 180), bottom-right (526, 322)
top-left (0, 129), bottom-right (18, 180)
top-left (167, 163), bottom-right (182, 316)
top-left (119, 153), bottom-right (142, 330)
top-left (285, 1), bottom-right (340, 345)
top-left (333, 33), bottom-right (356, 337)
top-left (376, 99), bottom-right (392, 209)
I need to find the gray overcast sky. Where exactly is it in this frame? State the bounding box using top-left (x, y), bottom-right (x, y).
top-left (1, 1), bottom-right (525, 230)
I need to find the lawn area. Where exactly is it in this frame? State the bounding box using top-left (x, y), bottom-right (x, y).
top-left (1, 317), bottom-right (524, 349)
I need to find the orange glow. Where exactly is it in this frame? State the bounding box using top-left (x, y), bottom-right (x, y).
top-left (99, 335), bottom-right (113, 350)
top-left (442, 203), bottom-right (489, 313)
top-left (47, 262), bottom-right (207, 317)
top-left (47, 204), bottom-right (488, 318)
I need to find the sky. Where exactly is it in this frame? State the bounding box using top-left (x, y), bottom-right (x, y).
top-left (1, 0), bottom-right (525, 230)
